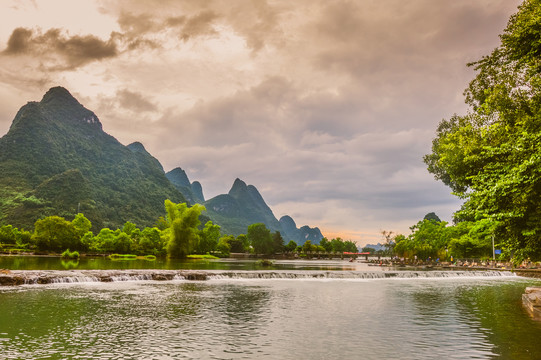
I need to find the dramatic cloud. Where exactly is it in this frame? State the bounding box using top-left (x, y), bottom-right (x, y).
top-left (2, 27), bottom-right (118, 70)
top-left (0, 0), bottom-right (523, 245)
top-left (116, 89), bottom-right (157, 113)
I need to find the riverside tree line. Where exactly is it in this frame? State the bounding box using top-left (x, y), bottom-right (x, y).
top-left (0, 199), bottom-right (357, 258)
top-left (388, 0), bottom-right (541, 266)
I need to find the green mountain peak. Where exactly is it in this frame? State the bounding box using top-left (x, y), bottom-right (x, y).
top-left (0, 88), bottom-right (184, 230)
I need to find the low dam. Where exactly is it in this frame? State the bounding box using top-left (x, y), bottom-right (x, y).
top-left (0, 268), bottom-right (515, 286)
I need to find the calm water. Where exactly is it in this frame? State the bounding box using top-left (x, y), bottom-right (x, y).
top-left (1, 257), bottom-right (541, 359)
top-left (0, 255), bottom-right (372, 271)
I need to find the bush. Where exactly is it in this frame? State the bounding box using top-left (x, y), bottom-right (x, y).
top-left (61, 249), bottom-right (80, 259)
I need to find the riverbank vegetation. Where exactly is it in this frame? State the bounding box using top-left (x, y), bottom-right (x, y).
top-left (385, 213), bottom-right (498, 263)
top-left (409, 0), bottom-right (541, 266)
top-left (0, 200), bottom-right (357, 259)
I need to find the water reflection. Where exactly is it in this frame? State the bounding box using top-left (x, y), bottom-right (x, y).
top-left (60, 259), bottom-right (79, 269)
top-left (456, 284), bottom-right (541, 359)
top-left (0, 255), bottom-right (371, 271)
top-left (1, 268), bottom-right (541, 358)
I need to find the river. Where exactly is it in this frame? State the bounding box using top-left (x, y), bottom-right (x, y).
top-left (1, 257), bottom-right (541, 359)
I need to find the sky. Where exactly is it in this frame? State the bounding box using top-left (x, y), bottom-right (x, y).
top-left (0, 0), bottom-right (523, 246)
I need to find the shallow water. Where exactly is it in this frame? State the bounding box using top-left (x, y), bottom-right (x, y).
top-left (0, 255), bottom-right (373, 271)
top-left (1, 269), bottom-right (541, 359)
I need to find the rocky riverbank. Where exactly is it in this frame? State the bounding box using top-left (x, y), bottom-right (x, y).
top-left (523, 287), bottom-right (541, 320)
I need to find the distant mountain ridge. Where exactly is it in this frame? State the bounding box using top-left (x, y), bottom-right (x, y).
top-left (167, 169), bottom-right (322, 243)
top-left (203, 178), bottom-right (283, 236)
top-left (279, 215), bottom-right (324, 244)
top-left (166, 167), bottom-right (204, 204)
top-left (0, 86), bottom-right (324, 244)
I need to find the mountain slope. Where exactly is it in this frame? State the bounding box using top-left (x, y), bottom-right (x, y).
top-left (0, 87), bottom-right (185, 230)
top-left (202, 178), bottom-right (323, 243)
top-left (165, 167), bottom-right (205, 204)
top-left (204, 178), bottom-right (282, 236)
top-left (279, 215), bottom-right (324, 245)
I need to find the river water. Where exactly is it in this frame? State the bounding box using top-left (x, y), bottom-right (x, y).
top-left (1, 257), bottom-right (541, 359)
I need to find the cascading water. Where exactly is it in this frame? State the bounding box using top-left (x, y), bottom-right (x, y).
top-left (0, 269), bottom-right (516, 286)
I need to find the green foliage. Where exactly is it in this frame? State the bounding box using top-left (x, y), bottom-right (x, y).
top-left (216, 236), bottom-right (231, 256)
top-left (393, 217), bottom-right (499, 261)
top-left (423, 212), bottom-right (441, 222)
top-left (0, 225), bottom-right (31, 246)
top-left (196, 221), bottom-right (220, 254)
top-left (187, 254), bottom-right (219, 259)
top-left (61, 249), bottom-right (80, 259)
top-left (285, 240), bottom-right (298, 253)
top-left (343, 240), bottom-right (358, 253)
top-left (136, 227), bottom-right (164, 256)
top-left (362, 247), bottom-right (376, 254)
top-left (247, 223), bottom-right (273, 255)
top-left (302, 240), bottom-right (313, 253)
top-left (272, 231), bottom-right (284, 254)
top-left (109, 254), bottom-right (137, 260)
top-left (0, 87), bottom-right (186, 232)
top-left (319, 237), bottom-right (332, 252)
top-left (219, 235), bottom-right (243, 253)
top-left (165, 200), bottom-right (206, 258)
top-left (72, 213), bottom-right (92, 237)
top-left (33, 216), bottom-right (81, 252)
top-left (424, 0), bottom-right (541, 261)
top-left (330, 238), bottom-right (345, 253)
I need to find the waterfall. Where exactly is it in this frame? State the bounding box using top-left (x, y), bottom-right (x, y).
top-left (0, 269), bottom-right (517, 286)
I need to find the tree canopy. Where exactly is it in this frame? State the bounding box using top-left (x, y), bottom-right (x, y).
top-left (424, 0), bottom-right (541, 262)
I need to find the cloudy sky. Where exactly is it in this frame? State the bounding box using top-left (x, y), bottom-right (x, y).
top-left (0, 0), bottom-right (522, 245)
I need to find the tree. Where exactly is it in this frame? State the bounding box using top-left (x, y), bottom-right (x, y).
top-left (94, 228), bottom-right (117, 253)
top-left (0, 225), bottom-right (31, 248)
top-left (236, 234), bottom-right (250, 252)
top-left (226, 235), bottom-right (245, 253)
top-left (247, 223), bottom-right (273, 255)
top-left (217, 236), bottom-right (231, 256)
top-left (423, 212), bottom-right (441, 222)
top-left (137, 227), bottom-right (163, 255)
top-left (343, 240), bottom-right (358, 253)
top-left (272, 231), bottom-right (285, 254)
top-left (196, 221), bottom-right (220, 254)
top-left (285, 240), bottom-right (297, 253)
top-left (381, 230), bottom-right (395, 256)
top-left (319, 237), bottom-right (332, 253)
top-left (302, 240), bottom-right (313, 253)
top-left (33, 216), bottom-right (81, 251)
top-left (424, 0), bottom-right (541, 262)
top-left (121, 221), bottom-right (138, 237)
top-left (164, 200), bottom-right (206, 258)
top-left (330, 238), bottom-right (345, 253)
top-left (362, 247), bottom-right (376, 254)
top-left (114, 232), bottom-right (132, 254)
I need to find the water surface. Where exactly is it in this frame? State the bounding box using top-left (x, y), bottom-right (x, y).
top-left (1, 257), bottom-right (540, 359)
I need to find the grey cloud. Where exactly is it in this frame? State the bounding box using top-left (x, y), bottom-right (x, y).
top-left (310, 0), bottom-right (520, 79)
top-left (116, 89), bottom-right (157, 113)
top-left (3, 27), bottom-right (33, 54)
top-left (102, 0), bottom-right (283, 52)
top-left (180, 10), bottom-right (219, 40)
top-left (2, 27), bottom-right (118, 70)
top-left (118, 12), bottom-right (158, 35)
top-left (116, 8), bottom-right (220, 43)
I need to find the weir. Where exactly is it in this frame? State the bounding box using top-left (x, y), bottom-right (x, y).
top-left (0, 269), bottom-right (516, 286)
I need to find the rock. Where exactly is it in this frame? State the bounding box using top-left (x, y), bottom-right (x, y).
top-left (523, 287), bottom-right (541, 320)
top-left (152, 273), bottom-right (174, 281)
top-left (183, 272), bottom-right (208, 281)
